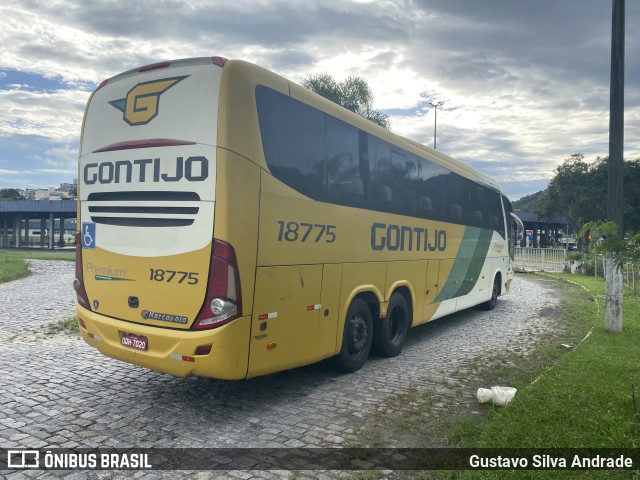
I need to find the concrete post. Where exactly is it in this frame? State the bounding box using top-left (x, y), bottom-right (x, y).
top-left (15, 215), bottom-right (22, 248)
top-left (1, 217), bottom-right (6, 247)
top-left (40, 218), bottom-right (46, 247)
top-left (59, 217), bottom-right (65, 247)
top-left (49, 212), bottom-right (55, 249)
top-left (25, 216), bottom-right (30, 247)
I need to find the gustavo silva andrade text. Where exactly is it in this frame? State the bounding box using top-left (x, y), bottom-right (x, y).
top-left (469, 454), bottom-right (634, 469)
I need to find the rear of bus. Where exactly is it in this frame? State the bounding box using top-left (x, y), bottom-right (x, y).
top-left (75, 57), bottom-right (251, 379)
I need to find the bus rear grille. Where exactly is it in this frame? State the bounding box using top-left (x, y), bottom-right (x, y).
top-left (87, 191), bottom-right (200, 228)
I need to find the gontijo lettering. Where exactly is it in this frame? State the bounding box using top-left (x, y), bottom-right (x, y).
top-left (371, 222), bottom-right (447, 252)
top-left (83, 156), bottom-right (208, 185)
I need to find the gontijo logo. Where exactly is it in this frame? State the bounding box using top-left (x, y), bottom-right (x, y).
top-left (109, 76), bottom-right (188, 126)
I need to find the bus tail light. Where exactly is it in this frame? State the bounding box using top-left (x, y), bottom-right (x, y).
top-left (192, 239), bottom-right (242, 330)
top-left (73, 231), bottom-right (91, 310)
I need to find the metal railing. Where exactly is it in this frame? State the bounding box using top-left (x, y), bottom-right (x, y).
top-left (591, 254), bottom-right (638, 294)
top-left (514, 248), bottom-right (640, 295)
top-left (514, 247), bottom-right (566, 273)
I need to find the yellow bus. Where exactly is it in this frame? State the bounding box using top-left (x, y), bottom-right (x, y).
top-left (75, 57), bottom-right (523, 379)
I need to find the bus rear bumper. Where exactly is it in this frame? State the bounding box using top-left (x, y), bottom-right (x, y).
top-left (77, 304), bottom-right (250, 380)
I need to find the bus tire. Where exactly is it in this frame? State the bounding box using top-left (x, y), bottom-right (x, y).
top-left (481, 276), bottom-right (500, 311)
top-left (332, 298), bottom-right (374, 373)
top-left (372, 292), bottom-right (409, 357)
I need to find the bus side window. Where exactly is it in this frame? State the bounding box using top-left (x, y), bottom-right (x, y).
top-left (326, 118), bottom-right (364, 208)
top-left (418, 196), bottom-right (432, 217)
top-left (471, 210), bottom-right (483, 227)
top-left (374, 184), bottom-right (393, 205)
top-left (256, 86), bottom-right (327, 201)
top-left (449, 204), bottom-right (462, 222)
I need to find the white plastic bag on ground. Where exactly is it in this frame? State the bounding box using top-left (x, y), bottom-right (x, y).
top-left (477, 386), bottom-right (517, 406)
top-left (477, 388), bottom-right (493, 403)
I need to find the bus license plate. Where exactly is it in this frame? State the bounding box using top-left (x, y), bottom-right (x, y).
top-left (121, 332), bottom-right (148, 351)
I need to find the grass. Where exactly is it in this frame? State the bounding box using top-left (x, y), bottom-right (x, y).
top-left (449, 273), bottom-right (640, 479)
top-left (0, 248), bottom-right (74, 283)
top-left (344, 274), bottom-right (639, 479)
top-left (0, 248), bottom-right (75, 261)
top-left (43, 315), bottom-right (80, 335)
top-left (0, 252), bottom-right (29, 283)
top-left (348, 276), bottom-right (594, 453)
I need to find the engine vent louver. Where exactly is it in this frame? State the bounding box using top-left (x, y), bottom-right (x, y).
top-left (87, 191), bottom-right (200, 227)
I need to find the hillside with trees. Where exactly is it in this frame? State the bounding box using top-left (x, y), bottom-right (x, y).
top-left (523, 153), bottom-right (640, 235)
top-left (512, 190), bottom-right (544, 212)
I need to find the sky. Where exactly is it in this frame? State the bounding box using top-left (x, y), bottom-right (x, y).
top-left (0, 0), bottom-right (638, 200)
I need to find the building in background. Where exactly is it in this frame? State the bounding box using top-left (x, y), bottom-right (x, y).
top-left (18, 179), bottom-right (77, 201)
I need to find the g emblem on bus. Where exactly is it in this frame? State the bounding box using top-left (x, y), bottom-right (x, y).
top-left (109, 76), bottom-right (188, 126)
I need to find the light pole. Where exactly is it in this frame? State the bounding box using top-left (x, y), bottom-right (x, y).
top-left (429, 101), bottom-right (443, 149)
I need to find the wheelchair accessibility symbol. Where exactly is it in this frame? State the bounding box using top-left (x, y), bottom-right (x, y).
top-left (82, 223), bottom-right (96, 249)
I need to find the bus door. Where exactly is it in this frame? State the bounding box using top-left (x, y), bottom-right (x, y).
top-left (433, 258), bottom-right (458, 318)
top-left (423, 259), bottom-right (440, 322)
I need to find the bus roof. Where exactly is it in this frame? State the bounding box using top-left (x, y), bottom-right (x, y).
top-left (94, 56), bottom-right (506, 198)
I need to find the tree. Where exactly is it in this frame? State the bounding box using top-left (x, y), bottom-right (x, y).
top-left (0, 188), bottom-right (23, 200)
top-left (536, 155), bottom-right (640, 237)
top-left (302, 73), bottom-right (390, 129)
top-left (623, 160), bottom-right (640, 232)
top-left (579, 221), bottom-right (640, 267)
top-left (537, 154), bottom-right (606, 234)
top-left (512, 190), bottom-right (544, 212)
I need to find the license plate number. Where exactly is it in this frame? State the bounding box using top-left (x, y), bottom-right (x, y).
top-left (121, 332), bottom-right (148, 351)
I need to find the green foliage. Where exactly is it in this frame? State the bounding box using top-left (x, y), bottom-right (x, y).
top-left (0, 249), bottom-right (74, 283)
top-left (537, 154), bottom-right (640, 235)
top-left (44, 316), bottom-right (79, 335)
top-left (0, 253), bottom-right (29, 283)
top-left (0, 188), bottom-right (23, 200)
top-left (579, 221), bottom-right (640, 267)
top-left (537, 154), bottom-right (604, 232)
top-left (0, 249), bottom-right (75, 261)
top-left (623, 159), bottom-right (640, 233)
top-left (512, 190), bottom-right (544, 212)
top-left (453, 274), bottom-right (640, 479)
top-left (301, 73), bottom-right (390, 129)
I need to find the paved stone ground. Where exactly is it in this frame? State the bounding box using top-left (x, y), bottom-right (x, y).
top-left (0, 260), bottom-right (564, 479)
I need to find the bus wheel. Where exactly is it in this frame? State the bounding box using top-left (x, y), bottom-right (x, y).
top-left (372, 293), bottom-right (409, 357)
top-left (481, 277), bottom-right (500, 311)
top-left (332, 298), bottom-right (373, 373)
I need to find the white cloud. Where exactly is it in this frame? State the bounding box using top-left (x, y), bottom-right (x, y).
top-left (0, 0), bottom-right (638, 199)
top-left (0, 88), bottom-right (88, 141)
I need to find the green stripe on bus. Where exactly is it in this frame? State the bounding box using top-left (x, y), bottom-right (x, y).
top-left (435, 227), bottom-right (493, 302)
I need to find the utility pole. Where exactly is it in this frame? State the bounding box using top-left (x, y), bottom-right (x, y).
top-left (429, 101), bottom-right (443, 149)
top-left (606, 0), bottom-right (625, 332)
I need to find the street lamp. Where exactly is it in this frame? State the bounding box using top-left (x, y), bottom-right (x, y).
top-left (429, 101), bottom-right (443, 149)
